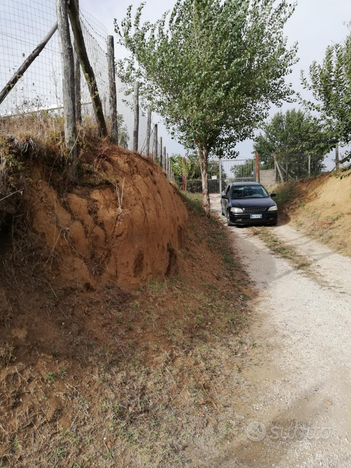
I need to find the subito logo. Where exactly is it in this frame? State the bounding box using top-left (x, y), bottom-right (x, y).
top-left (246, 421), bottom-right (267, 442)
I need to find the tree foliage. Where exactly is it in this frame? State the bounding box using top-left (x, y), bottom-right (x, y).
top-left (170, 153), bottom-right (226, 187)
top-left (115, 0), bottom-right (297, 214)
top-left (117, 113), bottom-right (129, 147)
top-left (254, 109), bottom-right (331, 178)
top-left (301, 29), bottom-right (351, 163)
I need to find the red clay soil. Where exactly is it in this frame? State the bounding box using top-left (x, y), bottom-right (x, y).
top-left (28, 142), bottom-right (188, 290)
top-left (0, 136), bottom-right (253, 467)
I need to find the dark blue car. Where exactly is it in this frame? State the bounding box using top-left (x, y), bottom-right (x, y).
top-left (221, 182), bottom-right (278, 226)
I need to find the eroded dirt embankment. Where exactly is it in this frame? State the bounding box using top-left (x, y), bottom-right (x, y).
top-left (282, 171), bottom-right (351, 255)
top-left (0, 135), bottom-right (253, 467)
top-left (2, 138), bottom-right (188, 290)
top-left (32, 145), bottom-right (188, 290)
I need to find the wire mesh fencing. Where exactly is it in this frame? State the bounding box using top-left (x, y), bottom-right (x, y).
top-left (0, 0), bottom-right (151, 155)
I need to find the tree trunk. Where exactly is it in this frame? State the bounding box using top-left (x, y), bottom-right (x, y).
top-left (198, 145), bottom-right (210, 217)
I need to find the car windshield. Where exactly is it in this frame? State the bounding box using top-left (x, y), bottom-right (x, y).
top-left (231, 185), bottom-right (269, 199)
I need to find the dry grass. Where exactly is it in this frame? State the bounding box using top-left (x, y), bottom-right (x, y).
top-left (250, 227), bottom-right (318, 279)
top-left (0, 189), bottom-right (254, 467)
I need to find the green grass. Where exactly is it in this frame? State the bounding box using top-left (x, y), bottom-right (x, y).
top-left (273, 182), bottom-right (300, 208)
top-left (180, 191), bottom-right (204, 215)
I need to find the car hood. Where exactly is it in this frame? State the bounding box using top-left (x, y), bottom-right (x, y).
top-left (230, 198), bottom-right (276, 209)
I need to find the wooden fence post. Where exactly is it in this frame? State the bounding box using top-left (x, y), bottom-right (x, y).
top-left (133, 82), bottom-right (139, 152)
top-left (255, 153), bottom-right (259, 182)
top-left (0, 23), bottom-right (58, 105)
top-left (146, 107), bottom-right (152, 156)
top-left (167, 153), bottom-right (171, 179)
top-left (56, 0), bottom-right (77, 178)
top-left (159, 137), bottom-right (163, 167)
top-left (219, 156), bottom-right (222, 193)
top-left (73, 0), bottom-right (81, 124)
top-left (182, 157), bottom-right (186, 191)
top-left (107, 35), bottom-right (118, 144)
top-left (68, 0), bottom-right (107, 137)
top-left (163, 146), bottom-right (166, 171)
top-left (74, 47), bottom-right (81, 124)
top-left (152, 124), bottom-right (158, 161)
top-left (335, 144), bottom-right (339, 170)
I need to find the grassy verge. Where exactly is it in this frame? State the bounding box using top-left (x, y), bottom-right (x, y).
top-left (271, 181), bottom-right (300, 208)
top-left (251, 226), bottom-right (313, 273)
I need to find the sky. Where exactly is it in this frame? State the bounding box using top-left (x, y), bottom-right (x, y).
top-left (81, 0), bottom-right (351, 167)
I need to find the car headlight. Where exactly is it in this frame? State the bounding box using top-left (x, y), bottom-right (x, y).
top-left (230, 207), bottom-right (244, 213)
top-left (268, 205), bottom-right (278, 211)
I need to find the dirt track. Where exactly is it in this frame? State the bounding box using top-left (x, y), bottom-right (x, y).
top-left (210, 194), bottom-right (351, 468)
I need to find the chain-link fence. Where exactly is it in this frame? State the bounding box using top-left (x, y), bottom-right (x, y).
top-left (0, 0), bottom-right (155, 154)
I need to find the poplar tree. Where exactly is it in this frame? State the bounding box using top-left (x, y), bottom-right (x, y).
top-left (116, 0), bottom-right (297, 215)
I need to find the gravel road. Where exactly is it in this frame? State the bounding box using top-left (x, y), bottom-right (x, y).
top-left (209, 194), bottom-right (351, 468)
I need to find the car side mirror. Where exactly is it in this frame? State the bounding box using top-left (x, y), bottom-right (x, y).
top-left (270, 192), bottom-right (276, 198)
top-left (221, 194), bottom-right (228, 199)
